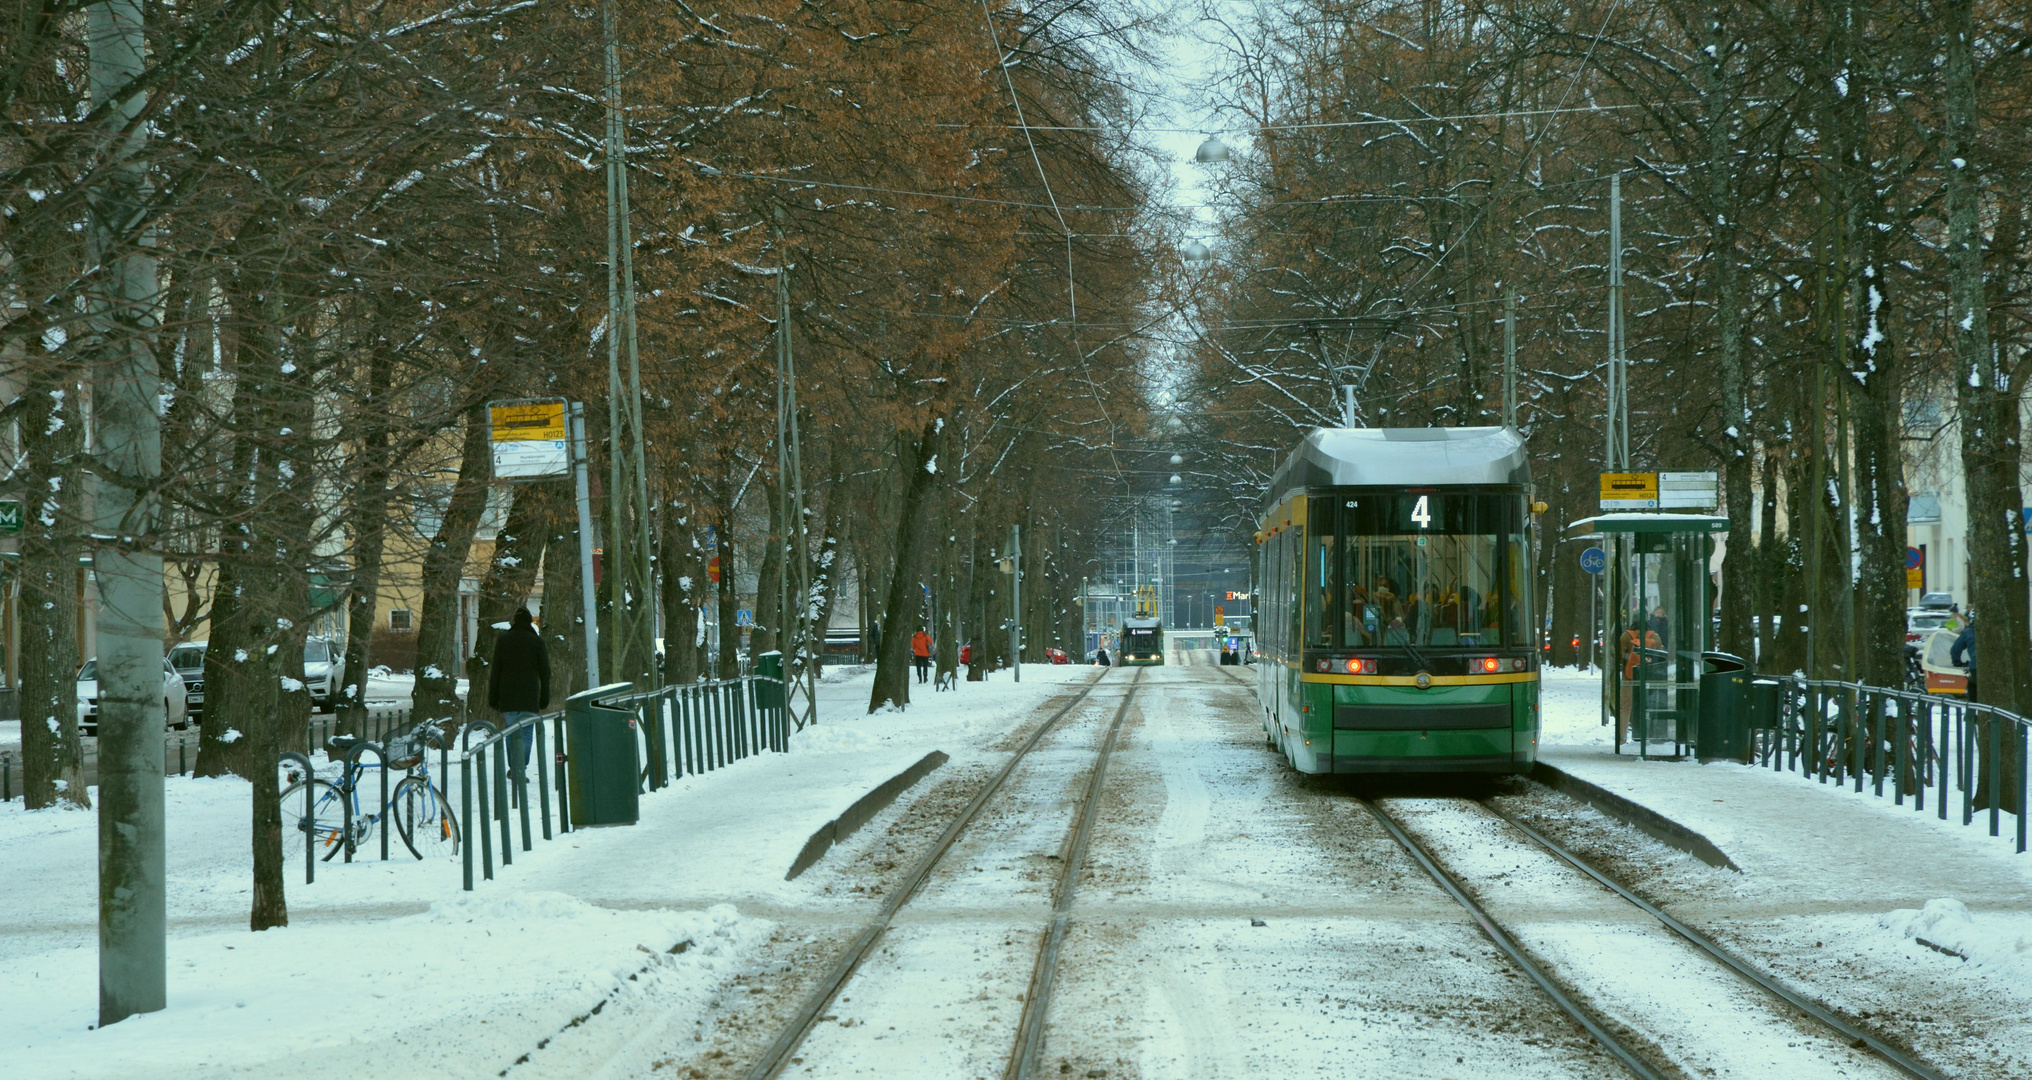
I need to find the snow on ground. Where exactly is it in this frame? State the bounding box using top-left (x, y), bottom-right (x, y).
top-left (0, 662), bottom-right (1093, 1078)
top-left (1533, 665), bottom-right (2032, 1075)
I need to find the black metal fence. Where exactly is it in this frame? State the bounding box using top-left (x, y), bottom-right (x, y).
top-left (1761, 678), bottom-right (2028, 853)
top-left (456, 674), bottom-right (787, 890)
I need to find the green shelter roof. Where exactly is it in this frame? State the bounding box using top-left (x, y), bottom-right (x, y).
top-left (1564, 513), bottom-right (1730, 535)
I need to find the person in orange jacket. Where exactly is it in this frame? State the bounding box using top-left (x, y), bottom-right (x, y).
top-left (911, 629), bottom-right (933, 684)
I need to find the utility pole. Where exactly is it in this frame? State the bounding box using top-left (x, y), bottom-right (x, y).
top-left (1341, 384), bottom-right (1356, 427)
top-left (1010, 524), bottom-right (1022, 683)
top-left (571, 403), bottom-right (601, 689)
top-left (89, 0), bottom-right (164, 1024)
top-left (775, 245), bottom-right (817, 727)
top-left (1605, 172), bottom-right (1627, 472)
top-left (1503, 290), bottom-right (1518, 428)
top-left (601, 0), bottom-right (654, 689)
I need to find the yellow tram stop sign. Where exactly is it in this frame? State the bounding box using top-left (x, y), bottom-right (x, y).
top-left (1599, 472), bottom-right (1659, 509)
top-left (489, 398), bottom-right (570, 481)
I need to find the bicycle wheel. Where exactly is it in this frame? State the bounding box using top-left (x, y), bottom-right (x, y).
top-left (279, 779), bottom-right (371, 861)
top-left (392, 776), bottom-right (461, 860)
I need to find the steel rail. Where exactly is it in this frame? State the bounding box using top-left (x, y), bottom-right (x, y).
top-left (1480, 799), bottom-right (1947, 1080)
top-left (1361, 799), bottom-right (1670, 1080)
top-left (1005, 669), bottom-right (1143, 1080)
top-left (740, 670), bottom-right (1123, 1080)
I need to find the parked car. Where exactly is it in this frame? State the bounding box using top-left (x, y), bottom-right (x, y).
top-left (168, 641), bottom-right (206, 718)
top-left (1906, 607), bottom-right (1957, 644)
top-left (77, 658), bottom-right (189, 736)
top-left (303, 636), bottom-right (345, 712)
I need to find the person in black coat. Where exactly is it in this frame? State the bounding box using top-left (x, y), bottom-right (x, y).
top-left (490, 607), bottom-right (551, 772)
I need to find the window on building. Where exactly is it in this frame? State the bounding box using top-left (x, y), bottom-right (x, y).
top-left (389, 609), bottom-right (414, 632)
top-left (1907, 494), bottom-right (1942, 524)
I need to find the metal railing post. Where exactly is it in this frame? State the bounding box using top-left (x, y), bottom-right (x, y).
top-left (536, 722), bottom-right (553, 842)
top-left (494, 733), bottom-right (512, 865)
top-left (477, 742), bottom-right (494, 881)
top-left (461, 752), bottom-right (474, 890)
top-left (554, 714), bottom-right (571, 833)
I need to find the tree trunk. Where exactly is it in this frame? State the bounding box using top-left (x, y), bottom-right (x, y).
top-left (1945, 0), bottom-right (2030, 730)
top-left (1851, 236), bottom-right (1908, 689)
top-left (869, 419), bottom-right (944, 711)
top-left (1705, 10), bottom-right (1755, 662)
top-left (661, 497), bottom-right (704, 684)
top-left (538, 501), bottom-right (589, 698)
top-left (337, 347), bottom-right (396, 739)
top-left (714, 499), bottom-right (741, 678)
top-left (751, 477), bottom-right (783, 659)
top-left (15, 367), bottom-right (88, 810)
top-left (411, 405), bottom-right (492, 725)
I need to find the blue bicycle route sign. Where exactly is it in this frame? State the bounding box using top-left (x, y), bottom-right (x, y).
top-left (1579, 546), bottom-right (1608, 575)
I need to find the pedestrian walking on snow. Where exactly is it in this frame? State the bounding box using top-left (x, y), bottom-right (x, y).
top-left (1952, 613), bottom-right (1978, 704)
top-left (490, 607), bottom-right (551, 775)
top-left (911, 629), bottom-right (933, 684)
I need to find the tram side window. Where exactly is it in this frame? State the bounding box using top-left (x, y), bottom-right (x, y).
top-left (1307, 501), bottom-right (1336, 649)
top-left (1260, 529), bottom-right (1281, 657)
top-left (1287, 526), bottom-right (1303, 655)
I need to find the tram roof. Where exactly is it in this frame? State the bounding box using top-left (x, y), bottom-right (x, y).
top-left (1265, 426), bottom-right (1528, 504)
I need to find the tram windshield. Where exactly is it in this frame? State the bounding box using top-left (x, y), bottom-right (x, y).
top-left (1306, 493), bottom-right (1527, 649)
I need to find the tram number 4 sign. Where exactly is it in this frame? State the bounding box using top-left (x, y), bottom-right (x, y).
top-left (1579, 546), bottom-right (1608, 575)
top-left (488, 398), bottom-right (570, 481)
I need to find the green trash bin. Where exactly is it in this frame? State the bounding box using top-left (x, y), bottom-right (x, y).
top-left (1747, 678), bottom-right (1782, 731)
top-left (1696, 652), bottom-right (1750, 762)
top-left (565, 682), bottom-right (640, 828)
top-left (754, 651), bottom-right (784, 711)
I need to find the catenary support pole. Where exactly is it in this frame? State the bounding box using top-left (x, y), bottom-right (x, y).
top-left (572, 403), bottom-right (601, 688)
top-left (1010, 524), bottom-right (1022, 683)
top-left (1504, 290), bottom-right (1518, 428)
top-left (90, 0), bottom-right (165, 1024)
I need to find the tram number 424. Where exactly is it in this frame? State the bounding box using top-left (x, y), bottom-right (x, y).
top-left (1410, 495), bottom-right (1433, 529)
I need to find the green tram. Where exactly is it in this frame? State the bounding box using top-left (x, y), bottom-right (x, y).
top-left (1120, 617), bottom-right (1165, 666)
top-left (1255, 427), bottom-right (1540, 774)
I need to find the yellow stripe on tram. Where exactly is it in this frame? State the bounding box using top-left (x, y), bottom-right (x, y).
top-left (1298, 671), bottom-right (1539, 687)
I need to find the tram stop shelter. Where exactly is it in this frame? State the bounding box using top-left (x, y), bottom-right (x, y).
top-left (1565, 513), bottom-right (1730, 759)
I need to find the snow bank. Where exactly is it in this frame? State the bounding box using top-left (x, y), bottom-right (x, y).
top-left (7, 893), bottom-right (763, 1079)
top-left (1882, 898), bottom-right (2032, 978)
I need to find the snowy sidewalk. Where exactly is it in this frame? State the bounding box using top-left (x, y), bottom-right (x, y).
top-left (1538, 667), bottom-right (2032, 912)
top-left (0, 663), bottom-right (1096, 1079)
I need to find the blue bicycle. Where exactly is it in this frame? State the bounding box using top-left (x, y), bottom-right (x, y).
top-left (280, 724), bottom-right (461, 861)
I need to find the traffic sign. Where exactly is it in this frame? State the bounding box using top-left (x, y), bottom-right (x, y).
top-left (1906, 546), bottom-right (1923, 589)
top-left (1579, 546), bottom-right (1608, 575)
top-left (488, 398), bottom-right (570, 481)
top-left (1599, 472), bottom-right (1659, 509)
top-left (1214, 605), bottom-right (1225, 626)
top-left (0, 499), bottom-right (20, 535)
top-left (707, 555), bottom-right (721, 584)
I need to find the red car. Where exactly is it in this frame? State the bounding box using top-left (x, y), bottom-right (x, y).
top-left (1045, 647), bottom-right (1071, 665)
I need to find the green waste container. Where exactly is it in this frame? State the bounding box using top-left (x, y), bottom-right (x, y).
top-left (1696, 652), bottom-right (1750, 762)
top-left (754, 651), bottom-right (784, 711)
top-left (1747, 678), bottom-right (1782, 731)
top-left (565, 682), bottom-right (640, 827)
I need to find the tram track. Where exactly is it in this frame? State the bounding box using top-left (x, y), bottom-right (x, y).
top-left (1366, 795), bottom-right (1948, 1080)
top-left (740, 669), bottom-right (1142, 1080)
